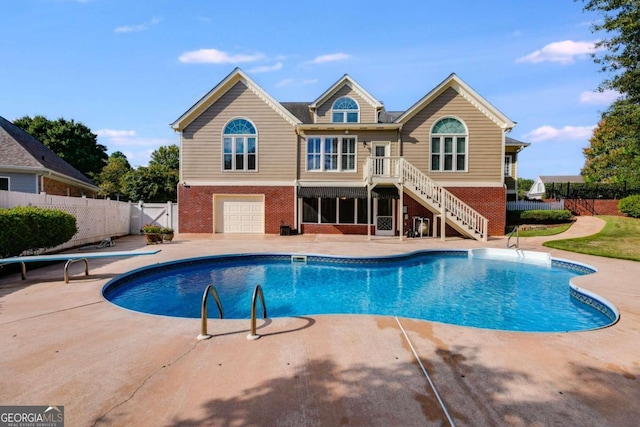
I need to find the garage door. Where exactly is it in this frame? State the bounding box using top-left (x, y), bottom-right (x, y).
top-left (214, 195), bottom-right (264, 233)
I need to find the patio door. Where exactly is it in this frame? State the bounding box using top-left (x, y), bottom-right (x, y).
top-left (371, 141), bottom-right (391, 176)
top-left (375, 198), bottom-right (395, 236)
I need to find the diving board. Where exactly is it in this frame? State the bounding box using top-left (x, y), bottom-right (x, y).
top-left (0, 249), bottom-right (161, 283)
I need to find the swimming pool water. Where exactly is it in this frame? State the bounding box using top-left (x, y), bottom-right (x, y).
top-left (103, 252), bottom-right (615, 332)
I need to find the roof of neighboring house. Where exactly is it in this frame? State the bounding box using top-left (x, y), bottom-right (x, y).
top-left (538, 175), bottom-right (584, 184)
top-left (0, 115), bottom-right (98, 189)
top-left (506, 136), bottom-right (531, 147)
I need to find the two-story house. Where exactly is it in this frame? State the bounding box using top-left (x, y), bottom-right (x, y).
top-left (171, 68), bottom-right (527, 241)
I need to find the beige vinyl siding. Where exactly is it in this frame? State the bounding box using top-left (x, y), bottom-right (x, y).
top-left (315, 85), bottom-right (378, 124)
top-left (181, 81), bottom-right (297, 182)
top-left (401, 87), bottom-right (504, 184)
top-left (298, 130), bottom-right (397, 181)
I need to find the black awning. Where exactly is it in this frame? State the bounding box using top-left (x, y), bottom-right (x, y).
top-left (297, 186), bottom-right (367, 199)
top-left (372, 187), bottom-right (399, 199)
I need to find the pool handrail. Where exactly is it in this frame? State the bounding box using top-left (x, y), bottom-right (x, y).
top-left (507, 225), bottom-right (520, 249)
top-left (247, 284), bottom-right (267, 340)
top-left (197, 284), bottom-right (224, 341)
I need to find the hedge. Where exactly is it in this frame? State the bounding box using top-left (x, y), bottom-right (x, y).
top-left (0, 207), bottom-right (78, 258)
top-left (618, 195), bottom-right (640, 218)
top-left (519, 209), bottom-right (573, 223)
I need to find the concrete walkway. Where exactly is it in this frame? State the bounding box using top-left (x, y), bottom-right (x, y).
top-left (1, 217), bottom-right (639, 426)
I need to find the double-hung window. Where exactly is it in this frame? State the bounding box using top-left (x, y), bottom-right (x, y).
top-left (504, 155), bottom-right (512, 176)
top-left (332, 97), bottom-right (359, 123)
top-left (223, 118), bottom-right (257, 171)
top-left (307, 137), bottom-right (356, 172)
top-left (430, 118), bottom-right (467, 172)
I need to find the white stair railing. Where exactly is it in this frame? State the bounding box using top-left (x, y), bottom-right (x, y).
top-left (401, 160), bottom-right (488, 241)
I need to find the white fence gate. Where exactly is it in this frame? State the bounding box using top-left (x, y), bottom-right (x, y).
top-left (129, 201), bottom-right (178, 234)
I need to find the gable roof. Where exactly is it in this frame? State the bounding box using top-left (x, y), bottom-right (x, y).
top-left (395, 73), bottom-right (516, 130)
top-left (309, 74), bottom-right (383, 111)
top-left (171, 68), bottom-right (301, 131)
top-left (506, 136), bottom-right (530, 147)
top-left (538, 175), bottom-right (584, 184)
top-left (0, 116), bottom-right (98, 189)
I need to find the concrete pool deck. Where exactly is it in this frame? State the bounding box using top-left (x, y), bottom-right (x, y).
top-left (1, 216), bottom-right (639, 426)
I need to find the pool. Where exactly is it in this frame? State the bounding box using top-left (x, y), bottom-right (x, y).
top-left (102, 249), bottom-right (618, 332)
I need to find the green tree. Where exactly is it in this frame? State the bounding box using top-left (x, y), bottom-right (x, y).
top-left (95, 151), bottom-right (132, 200)
top-left (517, 178), bottom-right (535, 199)
top-left (149, 144), bottom-right (179, 170)
top-left (580, 0), bottom-right (640, 102)
top-left (582, 99), bottom-right (640, 185)
top-left (13, 115), bottom-right (108, 178)
top-left (121, 145), bottom-right (179, 202)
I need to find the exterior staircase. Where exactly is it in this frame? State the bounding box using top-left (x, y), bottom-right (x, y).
top-left (365, 157), bottom-right (488, 241)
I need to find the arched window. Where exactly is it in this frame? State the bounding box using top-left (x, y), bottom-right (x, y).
top-left (223, 118), bottom-right (257, 171)
top-left (332, 97), bottom-right (359, 123)
top-left (430, 117), bottom-right (467, 172)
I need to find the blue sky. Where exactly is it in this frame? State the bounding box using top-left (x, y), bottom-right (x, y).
top-left (1, 0), bottom-right (618, 179)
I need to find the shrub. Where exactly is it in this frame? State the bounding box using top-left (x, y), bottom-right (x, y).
top-left (519, 209), bottom-right (573, 224)
top-left (0, 207), bottom-right (78, 258)
top-left (141, 224), bottom-right (162, 234)
top-left (618, 195), bottom-right (640, 218)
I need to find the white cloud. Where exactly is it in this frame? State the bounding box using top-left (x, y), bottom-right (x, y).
top-left (308, 52), bottom-right (350, 64)
top-left (96, 129), bottom-right (136, 138)
top-left (579, 89), bottom-right (620, 105)
top-left (523, 125), bottom-right (595, 142)
top-left (178, 48), bottom-right (264, 64)
top-left (248, 62), bottom-right (283, 73)
top-left (115, 17), bottom-right (161, 34)
top-left (275, 78), bottom-right (318, 88)
top-left (516, 40), bottom-right (600, 64)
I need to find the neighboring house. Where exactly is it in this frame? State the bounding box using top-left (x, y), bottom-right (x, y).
top-left (171, 68), bottom-right (527, 240)
top-left (505, 137), bottom-right (530, 201)
top-left (527, 175), bottom-right (584, 200)
top-left (0, 116), bottom-right (99, 197)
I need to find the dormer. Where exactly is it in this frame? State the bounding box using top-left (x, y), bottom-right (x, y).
top-left (308, 75), bottom-right (383, 124)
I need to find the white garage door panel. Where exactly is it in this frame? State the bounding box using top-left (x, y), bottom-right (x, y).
top-left (215, 196), bottom-right (264, 233)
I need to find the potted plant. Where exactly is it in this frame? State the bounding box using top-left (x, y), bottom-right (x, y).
top-left (160, 227), bottom-right (174, 242)
top-left (141, 224), bottom-right (163, 244)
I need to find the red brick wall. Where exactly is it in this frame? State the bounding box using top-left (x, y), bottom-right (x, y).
top-left (179, 185), bottom-right (506, 236)
top-left (43, 177), bottom-right (96, 197)
top-left (446, 187), bottom-right (506, 236)
top-left (178, 185), bottom-right (295, 233)
top-left (402, 188), bottom-right (505, 237)
top-left (564, 199), bottom-right (623, 216)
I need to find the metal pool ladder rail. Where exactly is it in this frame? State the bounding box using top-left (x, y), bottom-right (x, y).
top-left (247, 284), bottom-right (267, 340)
top-left (507, 225), bottom-right (520, 249)
top-left (197, 284), bottom-right (224, 340)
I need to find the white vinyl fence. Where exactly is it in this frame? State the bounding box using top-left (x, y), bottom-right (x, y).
top-left (506, 200), bottom-right (565, 211)
top-left (1, 190), bottom-right (131, 252)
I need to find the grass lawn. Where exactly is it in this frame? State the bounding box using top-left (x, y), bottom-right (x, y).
top-left (517, 223), bottom-right (573, 237)
top-left (543, 215), bottom-right (640, 261)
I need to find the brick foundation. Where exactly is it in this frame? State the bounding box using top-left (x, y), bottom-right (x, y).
top-left (179, 185), bottom-right (506, 236)
top-left (178, 185), bottom-right (295, 233)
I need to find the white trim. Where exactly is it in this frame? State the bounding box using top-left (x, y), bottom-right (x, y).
top-left (171, 68), bottom-right (301, 131)
top-left (310, 74), bottom-right (383, 110)
top-left (429, 118), bottom-right (468, 173)
top-left (504, 155), bottom-right (513, 177)
top-left (181, 180), bottom-right (295, 187)
top-left (331, 96), bottom-right (360, 123)
top-left (396, 73), bottom-right (515, 130)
